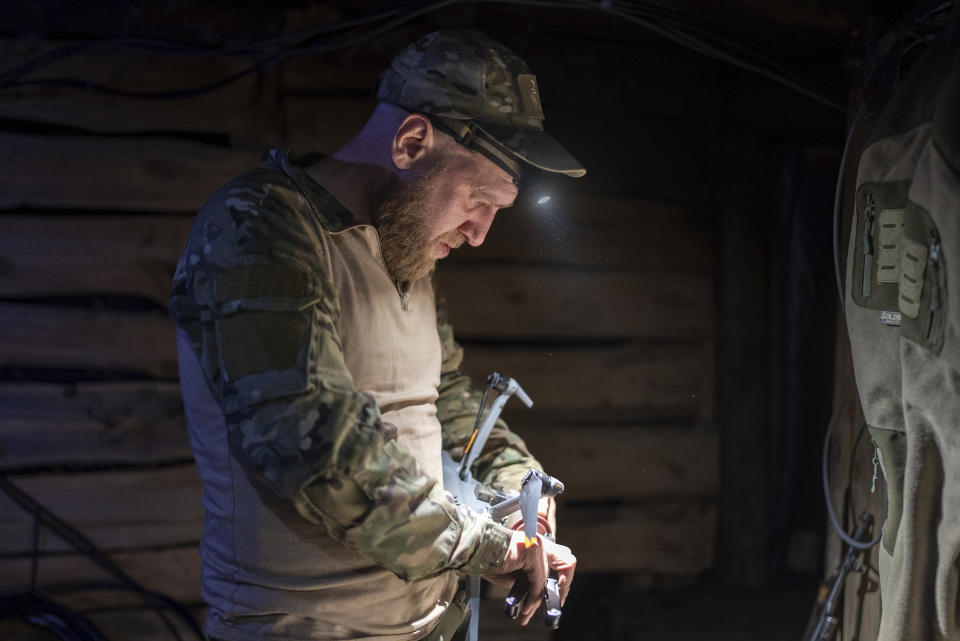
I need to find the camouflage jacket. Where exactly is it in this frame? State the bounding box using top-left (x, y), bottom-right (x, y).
top-left (170, 149), bottom-right (541, 582)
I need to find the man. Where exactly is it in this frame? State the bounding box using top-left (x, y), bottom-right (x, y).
top-left (170, 30), bottom-right (583, 641)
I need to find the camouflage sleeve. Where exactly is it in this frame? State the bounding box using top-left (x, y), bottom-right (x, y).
top-left (434, 284), bottom-right (543, 494)
top-left (170, 169), bottom-right (511, 581)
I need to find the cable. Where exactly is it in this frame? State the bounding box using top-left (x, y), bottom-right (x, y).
top-left (824, 88), bottom-right (883, 551)
top-left (0, 593), bottom-right (108, 641)
top-left (596, 0), bottom-right (846, 112)
top-left (0, 475), bottom-right (206, 641)
top-left (8, 55), bottom-right (285, 100)
top-left (0, 0), bottom-right (846, 113)
top-left (832, 112), bottom-right (862, 312)
top-left (821, 380), bottom-right (885, 550)
top-left (846, 421), bottom-right (870, 522)
top-left (0, 3), bottom-right (418, 84)
top-left (610, 0), bottom-right (806, 80)
top-left (0, 456), bottom-right (196, 477)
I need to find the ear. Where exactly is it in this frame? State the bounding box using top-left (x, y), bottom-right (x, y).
top-left (391, 113), bottom-right (436, 171)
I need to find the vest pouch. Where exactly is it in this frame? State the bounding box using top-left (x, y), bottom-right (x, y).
top-left (851, 180), bottom-right (912, 311)
top-left (846, 180), bottom-right (908, 434)
top-left (898, 203), bottom-right (946, 355)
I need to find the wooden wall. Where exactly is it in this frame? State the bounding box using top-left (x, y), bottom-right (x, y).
top-left (0, 6), bottom-right (725, 639)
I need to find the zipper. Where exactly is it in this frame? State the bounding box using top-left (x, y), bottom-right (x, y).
top-left (861, 192), bottom-right (876, 299)
top-left (277, 156), bottom-right (409, 310)
top-left (870, 438), bottom-right (882, 494)
top-left (368, 231), bottom-right (410, 311)
top-left (926, 230), bottom-right (942, 342)
top-left (394, 280), bottom-right (410, 311)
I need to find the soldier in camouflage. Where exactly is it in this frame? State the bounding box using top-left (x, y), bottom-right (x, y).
top-left (170, 30), bottom-right (583, 641)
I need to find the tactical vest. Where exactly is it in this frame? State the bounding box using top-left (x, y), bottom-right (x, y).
top-left (845, 13), bottom-right (960, 641)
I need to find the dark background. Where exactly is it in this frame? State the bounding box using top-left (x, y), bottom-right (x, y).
top-left (0, 1), bottom-right (917, 639)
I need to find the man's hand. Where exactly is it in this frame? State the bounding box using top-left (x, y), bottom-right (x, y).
top-left (483, 531), bottom-right (577, 625)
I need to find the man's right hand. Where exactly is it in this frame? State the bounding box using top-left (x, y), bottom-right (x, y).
top-left (483, 531), bottom-right (577, 626)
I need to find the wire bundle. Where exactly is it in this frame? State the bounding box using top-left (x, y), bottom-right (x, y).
top-left (0, 474), bottom-right (206, 641)
top-left (0, 0), bottom-right (844, 110)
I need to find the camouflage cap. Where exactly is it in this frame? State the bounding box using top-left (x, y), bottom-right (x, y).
top-left (377, 29), bottom-right (586, 182)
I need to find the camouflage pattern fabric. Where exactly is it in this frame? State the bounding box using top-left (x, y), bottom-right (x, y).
top-left (170, 149), bottom-right (541, 582)
top-left (377, 30), bottom-right (544, 129)
top-left (844, 16), bottom-right (960, 640)
top-left (377, 29), bottom-right (586, 179)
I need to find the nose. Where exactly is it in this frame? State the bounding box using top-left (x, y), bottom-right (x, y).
top-left (458, 206), bottom-right (496, 247)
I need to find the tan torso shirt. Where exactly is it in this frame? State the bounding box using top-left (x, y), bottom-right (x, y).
top-left (180, 222), bottom-right (456, 641)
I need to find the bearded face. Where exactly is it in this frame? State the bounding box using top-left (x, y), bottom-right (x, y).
top-left (372, 133), bottom-right (517, 284)
top-left (374, 157), bottom-right (462, 284)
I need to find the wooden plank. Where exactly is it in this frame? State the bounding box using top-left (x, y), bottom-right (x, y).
top-left (0, 39), bottom-right (282, 147)
top-left (279, 47), bottom-right (394, 96)
top-left (530, 108), bottom-right (716, 202)
top-left (282, 96), bottom-right (377, 154)
top-left (449, 193), bottom-right (714, 271)
top-left (0, 335), bottom-right (710, 465)
top-left (0, 292), bottom-right (712, 414)
top-left (559, 501), bottom-right (716, 574)
top-left (0, 3), bottom-right (281, 44)
top-left (0, 134), bottom-right (260, 212)
top-left (0, 546), bottom-right (202, 605)
top-left (464, 341), bottom-right (714, 419)
top-left (0, 499), bottom-right (712, 608)
top-left (0, 216), bottom-right (713, 338)
top-left (440, 266), bottom-right (713, 339)
top-left (0, 382), bottom-right (191, 468)
top-left (0, 424), bottom-right (716, 555)
top-left (0, 467), bottom-right (202, 554)
top-left (0, 491), bottom-right (714, 577)
top-left (0, 303), bottom-right (178, 378)
top-left (0, 306), bottom-right (712, 385)
top-left (0, 334), bottom-right (711, 463)
top-left (517, 426), bottom-right (718, 501)
top-left (0, 380), bottom-right (710, 489)
top-left (0, 198), bottom-right (711, 306)
top-left (0, 370), bottom-right (712, 471)
top-left (0, 214), bottom-right (190, 303)
top-left (520, 37), bottom-right (718, 119)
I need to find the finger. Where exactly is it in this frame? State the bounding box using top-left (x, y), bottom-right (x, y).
top-left (482, 573), bottom-right (513, 588)
top-left (547, 544), bottom-right (575, 570)
top-left (557, 564), bottom-right (575, 605)
top-left (520, 571), bottom-right (544, 623)
top-left (550, 550), bottom-right (576, 606)
top-left (520, 539), bottom-right (547, 624)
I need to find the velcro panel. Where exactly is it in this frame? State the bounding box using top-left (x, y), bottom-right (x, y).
top-left (216, 263), bottom-right (313, 304)
top-left (876, 208), bottom-right (905, 283)
top-left (217, 311), bottom-right (307, 381)
top-left (898, 236), bottom-right (928, 319)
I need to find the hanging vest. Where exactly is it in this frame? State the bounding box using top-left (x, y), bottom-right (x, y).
top-left (845, 13), bottom-right (960, 641)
